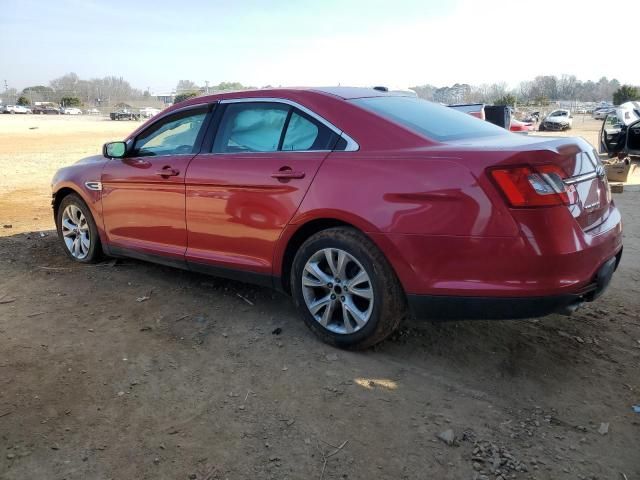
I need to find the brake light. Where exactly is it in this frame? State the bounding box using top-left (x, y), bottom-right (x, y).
top-left (489, 165), bottom-right (571, 207)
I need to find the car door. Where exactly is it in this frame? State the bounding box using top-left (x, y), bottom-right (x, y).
top-left (101, 105), bottom-right (210, 262)
top-left (185, 100), bottom-right (344, 281)
top-left (599, 113), bottom-right (624, 155)
top-left (628, 120), bottom-right (640, 156)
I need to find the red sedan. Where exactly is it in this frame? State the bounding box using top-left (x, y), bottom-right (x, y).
top-left (509, 118), bottom-right (534, 132)
top-left (51, 87), bottom-right (622, 348)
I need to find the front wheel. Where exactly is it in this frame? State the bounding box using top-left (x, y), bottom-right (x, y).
top-left (291, 227), bottom-right (407, 349)
top-left (56, 194), bottom-right (102, 263)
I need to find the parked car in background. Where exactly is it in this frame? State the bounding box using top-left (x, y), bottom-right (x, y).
top-left (448, 104), bottom-right (512, 129)
top-left (448, 103), bottom-right (485, 119)
top-left (32, 105), bottom-right (62, 115)
top-left (593, 107), bottom-right (614, 120)
top-left (110, 109), bottom-right (141, 120)
top-left (139, 107), bottom-right (161, 118)
top-left (539, 109), bottom-right (573, 131)
top-left (2, 105), bottom-right (31, 114)
top-left (599, 101), bottom-right (640, 158)
top-left (509, 118), bottom-right (533, 132)
top-left (86, 108), bottom-right (101, 115)
top-left (62, 107), bottom-right (83, 115)
top-left (51, 87), bottom-right (622, 348)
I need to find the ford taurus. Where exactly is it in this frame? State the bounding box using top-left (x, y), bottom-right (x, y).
top-left (51, 87), bottom-right (623, 348)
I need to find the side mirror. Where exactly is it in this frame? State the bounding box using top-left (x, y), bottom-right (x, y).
top-left (103, 141), bottom-right (127, 158)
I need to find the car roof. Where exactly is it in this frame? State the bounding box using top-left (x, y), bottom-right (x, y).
top-left (309, 86), bottom-right (414, 99)
top-left (184, 86), bottom-right (413, 105)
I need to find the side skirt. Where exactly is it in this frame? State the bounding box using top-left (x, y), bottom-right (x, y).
top-left (107, 245), bottom-right (279, 290)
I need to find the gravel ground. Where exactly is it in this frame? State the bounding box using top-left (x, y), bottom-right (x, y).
top-left (0, 114), bottom-right (639, 480)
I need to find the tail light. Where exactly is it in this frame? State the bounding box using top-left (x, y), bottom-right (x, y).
top-left (489, 164), bottom-right (574, 207)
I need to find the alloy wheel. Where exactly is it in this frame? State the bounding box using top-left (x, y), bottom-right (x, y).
top-left (301, 248), bottom-right (374, 334)
top-left (61, 204), bottom-right (91, 259)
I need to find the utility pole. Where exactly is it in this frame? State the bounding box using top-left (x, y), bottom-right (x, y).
top-left (205, 80), bottom-right (209, 94)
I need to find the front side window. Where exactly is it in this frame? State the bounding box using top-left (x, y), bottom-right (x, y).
top-left (352, 96), bottom-right (508, 142)
top-left (134, 109), bottom-right (207, 157)
top-left (605, 115), bottom-right (620, 127)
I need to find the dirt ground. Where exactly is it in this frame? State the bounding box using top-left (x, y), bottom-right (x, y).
top-left (1, 114), bottom-right (639, 480)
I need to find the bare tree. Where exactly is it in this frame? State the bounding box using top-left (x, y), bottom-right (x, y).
top-left (176, 80), bottom-right (199, 92)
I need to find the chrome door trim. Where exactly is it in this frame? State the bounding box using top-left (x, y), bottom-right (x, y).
top-left (219, 97), bottom-right (359, 152)
top-left (564, 171), bottom-right (598, 185)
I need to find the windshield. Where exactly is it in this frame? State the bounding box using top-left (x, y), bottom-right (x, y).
top-left (352, 96), bottom-right (508, 142)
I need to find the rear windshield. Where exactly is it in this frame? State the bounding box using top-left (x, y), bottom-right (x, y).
top-left (352, 96), bottom-right (508, 142)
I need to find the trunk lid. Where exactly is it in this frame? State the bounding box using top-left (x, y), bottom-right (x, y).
top-left (448, 134), bottom-right (612, 231)
top-left (560, 146), bottom-right (611, 231)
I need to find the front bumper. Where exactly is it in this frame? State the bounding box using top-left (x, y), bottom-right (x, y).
top-left (407, 250), bottom-right (622, 320)
top-left (542, 122), bottom-right (568, 130)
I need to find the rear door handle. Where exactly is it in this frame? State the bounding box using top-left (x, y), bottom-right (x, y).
top-left (155, 166), bottom-right (180, 177)
top-left (271, 170), bottom-right (305, 180)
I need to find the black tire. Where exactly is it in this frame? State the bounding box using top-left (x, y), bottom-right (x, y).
top-left (291, 227), bottom-right (407, 349)
top-left (55, 193), bottom-right (102, 263)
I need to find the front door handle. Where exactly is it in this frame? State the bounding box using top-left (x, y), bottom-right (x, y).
top-left (271, 169), bottom-right (305, 180)
top-left (155, 166), bottom-right (180, 177)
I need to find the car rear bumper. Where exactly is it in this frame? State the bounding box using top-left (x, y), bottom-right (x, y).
top-left (407, 249), bottom-right (622, 320)
top-left (370, 203), bottom-right (623, 300)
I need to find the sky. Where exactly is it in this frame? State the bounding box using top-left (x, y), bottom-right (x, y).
top-left (1, 0), bottom-right (639, 93)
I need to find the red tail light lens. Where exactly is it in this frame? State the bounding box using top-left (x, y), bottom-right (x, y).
top-left (490, 165), bottom-right (571, 207)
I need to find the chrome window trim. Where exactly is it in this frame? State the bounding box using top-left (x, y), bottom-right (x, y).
top-left (219, 97), bottom-right (359, 152)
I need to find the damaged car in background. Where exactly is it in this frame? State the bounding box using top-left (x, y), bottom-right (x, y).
top-left (599, 101), bottom-right (640, 159)
top-left (539, 109), bottom-right (573, 131)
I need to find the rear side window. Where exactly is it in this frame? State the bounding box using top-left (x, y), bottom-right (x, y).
top-left (213, 102), bottom-right (342, 153)
top-left (134, 109), bottom-right (207, 156)
top-left (282, 111), bottom-right (319, 150)
top-left (213, 103), bottom-right (289, 153)
top-left (352, 96), bottom-right (508, 142)
top-left (283, 110), bottom-right (341, 151)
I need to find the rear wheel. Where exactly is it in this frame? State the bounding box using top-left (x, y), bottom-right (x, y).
top-left (291, 227), bottom-right (406, 349)
top-left (56, 194), bottom-right (102, 263)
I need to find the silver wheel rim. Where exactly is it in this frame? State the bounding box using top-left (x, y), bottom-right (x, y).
top-left (301, 248), bottom-right (374, 334)
top-left (61, 204), bottom-right (91, 259)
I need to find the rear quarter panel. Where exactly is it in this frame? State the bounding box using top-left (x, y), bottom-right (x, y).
top-left (293, 149), bottom-right (518, 236)
top-left (282, 148), bottom-right (521, 290)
